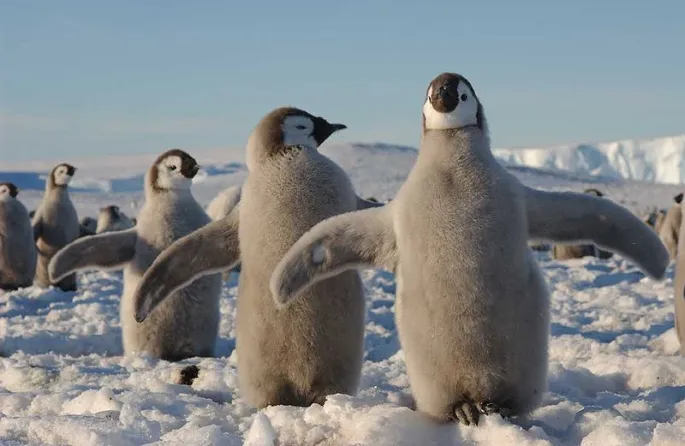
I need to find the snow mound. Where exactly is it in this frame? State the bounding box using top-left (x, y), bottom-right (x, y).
top-left (494, 134), bottom-right (685, 185)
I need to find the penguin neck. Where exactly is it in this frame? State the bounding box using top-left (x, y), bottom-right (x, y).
top-left (46, 184), bottom-right (69, 198)
top-left (419, 126), bottom-right (496, 173)
top-left (143, 185), bottom-right (195, 213)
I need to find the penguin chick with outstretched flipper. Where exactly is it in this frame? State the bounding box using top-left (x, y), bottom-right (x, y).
top-left (269, 73), bottom-right (669, 426)
top-left (132, 107), bottom-right (381, 409)
top-left (0, 183), bottom-right (37, 290)
top-left (33, 163), bottom-right (80, 291)
top-left (48, 149), bottom-right (222, 361)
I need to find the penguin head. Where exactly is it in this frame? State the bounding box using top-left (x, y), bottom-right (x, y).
top-left (100, 205), bottom-right (121, 220)
top-left (674, 192), bottom-right (684, 204)
top-left (52, 163), bottom-right (77, 187)
top-left (246, 107), bottom-right (346, 170)
top-left (149, 149), bottom-right (200, 192)
top-left (0, 182), bottom-right (18, 201)
top-left (422, 72), bottom-right (484, 132)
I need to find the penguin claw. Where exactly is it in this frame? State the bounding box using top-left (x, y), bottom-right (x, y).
top-left (454, 401), bottom-right (480, 426)
top-left (476, 401), bottom-right (500, 415)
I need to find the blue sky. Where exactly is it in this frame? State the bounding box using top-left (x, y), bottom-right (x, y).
top-left (1, 1), bottom-right (684, 162)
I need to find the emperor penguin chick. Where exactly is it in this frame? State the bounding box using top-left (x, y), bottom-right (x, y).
top-left (95, 205), bottom-right (134, 234)
top-left (269, 73), bottom-right (669, 426)
top-left (131, 107), bottom-right (382, 408)
top-left (48, 149), bottom-right (222, 361)
top-left (32, 163), bottom-right (80, 291)
top-left (0, 183), bottom-right (37, 290)
top-left (659, 192), bottom-right (683, 261)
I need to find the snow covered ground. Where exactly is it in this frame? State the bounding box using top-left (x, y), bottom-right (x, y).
top-left (2, 141), bottom-right (685, 445)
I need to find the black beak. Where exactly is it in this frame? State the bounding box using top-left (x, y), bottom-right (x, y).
top-left (182, 163), bottom-right (200, 179)
top-left (313, 117), bottom-right (347, 145)
top-left (66, 165), bottom-right (77, 176)
top-left (430, 84), bottom-right (460, 113)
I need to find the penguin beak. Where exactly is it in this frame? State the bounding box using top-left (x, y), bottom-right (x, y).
top-left (313, 118), bottom-right (347, 145)
top-left (67, 166), bottom-right (77, 176)
top-left (183, 163), bottom-right (200, 179)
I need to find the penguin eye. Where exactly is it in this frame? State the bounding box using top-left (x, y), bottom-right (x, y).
top-left (460, 93), bottom-right (468, 101)
top-left (296, 125), bottom-right (306, 130)
top-left (169, 165), bottom-right (177, 171)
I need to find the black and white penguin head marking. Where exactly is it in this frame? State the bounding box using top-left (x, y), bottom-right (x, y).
top-left (51, 163), bottom-right (76, 188)
top-left (100, 205), bottom-right (121, 219)
top-left (247, 107), bottom-right (347, 169)
top-left (149, 149), bottom-right (200, 192)
top-left (0, 182), bottom-right (18, 201)
top-left (422, 72), bottom-right (484, 131)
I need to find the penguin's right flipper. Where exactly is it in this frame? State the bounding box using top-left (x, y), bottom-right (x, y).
top-left (48, 228), bottom-right (138, 283)
top-left (524, 186), bottom-right (669, 280)
top-left (133, 206), bottom-right (240, 323)
top-left (270, 204), bottom-right (398, 308)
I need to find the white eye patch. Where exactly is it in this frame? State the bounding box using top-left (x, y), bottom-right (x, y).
top-left (423, 83), bottom-right (479, 130)
top-left (53, 166), bottom-right (73, 186)
top-left (282, 115), bottom-right (317, 148)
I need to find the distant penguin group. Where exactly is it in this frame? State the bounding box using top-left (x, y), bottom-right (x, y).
top-left (0, 72), bottom-right (674, 430)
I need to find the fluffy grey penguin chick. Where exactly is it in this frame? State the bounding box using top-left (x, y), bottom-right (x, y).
top-left (269, 73), bottom-right (669, 426)
top-left (32, 163), bottom-right (80, 291)
top-left (659, 192), bottom-right (683, 261)
top-left (95, 205), bottom-right (135, 234)
top-left (131, 106), bottom-right (382, 408)
top-left (552, 188), bottom-right (613, 260)
top-left (0, 183), bottom-right (37, 290)
top-left (48, 149), bottom-right (222, 361)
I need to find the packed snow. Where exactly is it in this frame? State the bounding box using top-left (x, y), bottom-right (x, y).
top-left (2, 141), bottom-right (685, 445)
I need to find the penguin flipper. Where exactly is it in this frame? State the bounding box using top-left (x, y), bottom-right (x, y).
top-left (133, 206), bottom-right (240, 323)
top-left (524, 186), bottom-right (669, 279)
top-left (270, 204), bottom-right (397, 308)
top-left (33, 218), bottom-right (43, 242)
top-left (356, 195), bottom-right (385, 210)
top-left (48, 228), bottom-right (138, 283)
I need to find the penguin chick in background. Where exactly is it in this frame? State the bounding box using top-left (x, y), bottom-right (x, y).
top-left (269, 72), bottom-right (669, 426)
top-left (33, 163), bottom-right (80, 291)
top-left (0, 183), bottom-right (37, 290)
top-left (95, 205), bottom-right (135, 234)
top-left (131, 107), bottom-right (382, 409)
top-left (48, 149), bottom-right (222, 362)
top-left (659, 192), bottom-right (684, 261)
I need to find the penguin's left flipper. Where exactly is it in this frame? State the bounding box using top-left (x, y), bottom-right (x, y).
top-left (133, 206), bottom-right (240, 323)
top-left (33, 218), bottom-right (43, 242)
top-left (48, 228), bottom-right (138, 283)
top-left (524, 186), bottom-right (669, 279)
top-left (270, 204), bottom-right (398, 308)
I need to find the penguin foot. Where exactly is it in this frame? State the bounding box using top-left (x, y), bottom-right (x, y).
top-left (476, 401), bottom-right (514, 419)
top-left (453, 401), bottom-right (481, 426)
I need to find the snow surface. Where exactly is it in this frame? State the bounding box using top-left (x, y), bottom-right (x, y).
top-left (2, 141), bottom-right (685, 445)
